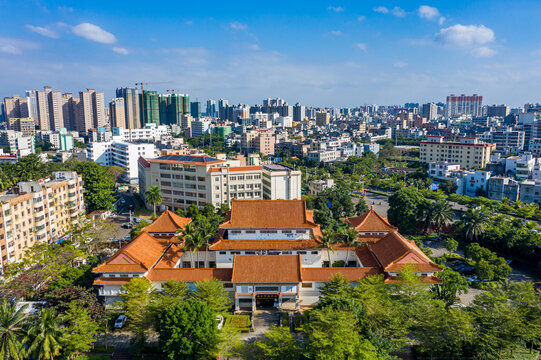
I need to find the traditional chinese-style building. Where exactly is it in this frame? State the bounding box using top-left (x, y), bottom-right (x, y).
top-left (93, 199), bottom-right (442, 310)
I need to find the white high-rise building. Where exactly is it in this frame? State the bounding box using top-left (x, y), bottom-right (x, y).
top-left (446, 94), bottom-right (483, 118)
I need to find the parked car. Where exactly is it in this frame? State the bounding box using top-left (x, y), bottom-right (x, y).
top-left (216, 315), bottom-right (224, 330)
top-left (114, 315), bottom-right (127, 329)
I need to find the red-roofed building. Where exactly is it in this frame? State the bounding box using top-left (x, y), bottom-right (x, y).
top-left (93, 200), bottom-right (441, 309)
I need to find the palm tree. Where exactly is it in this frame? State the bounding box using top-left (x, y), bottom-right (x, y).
top-left (0, 298), bottom-right (28, 360)
top-left (340, 227), bottom-right (360, 267)
top-left (462, 207), bottom-right (490, 241)
top-left (317, 229), bottom-right (336, 267)
top-left (177, 222), bottom-right (200, 268)
top-left (429, 199), bottom-right (454, 236)
top-left (145, 186), bottom-right (163, 218)
top-left (199, 220), bottom-right (217, 268)
top-left (25, 309), bottom-right (62, 360)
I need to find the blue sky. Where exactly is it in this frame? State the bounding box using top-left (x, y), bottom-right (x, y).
top-left (1, 0), bottom-right (541, 107)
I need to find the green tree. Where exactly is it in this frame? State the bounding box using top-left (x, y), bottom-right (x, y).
top-left (0, 298), bottom-right (28, 360)
top-left (426, 199), bottom-right (454, 235)
top-left (145, 186), bottom-right (163, 218)
top-left (44, 286), bottom-right (104, 322)
top-left (388, 187), bottom-right (428, 234)
top-left (314, 185), bottom-right (355, 220)
top-left (432, 269), bottom-right (469, 307)
top-left (217, 324), bottom-right (242, 359)
top-left (191, 280), bottom-right (231, 314)
top-left (118, 278), bottom-right (156, 348)
top-left (157, 301), bottom-right (219, 360)
top-left (249, 326), bottom-right (300, 360)
top-left (355, 197), bottom-right (369, 215)
top-left (340, 227), bottom-right (360, 266)
top-left (75, 162), bottom-right (116, 212)
top-left (444, 237), bottom-right (459, 252)
top-left (152, 281), bottom-right (191, 312)
top-left (317, 229), bottom-right (336, 266)
top-left (60, 302), bottom-right (99, 359)
top-left (319, 273), bottom-right (351, 299)
top-left (303, 307), bottom-right (380, 360)
top-left (26, 309), bottom-right (62, 360)
top-left (461, 207), bottom-right (490, 241)
top-left (440, 179), bottom-right (458, 195)
top-left (130, 220), bottom-right (150, 238)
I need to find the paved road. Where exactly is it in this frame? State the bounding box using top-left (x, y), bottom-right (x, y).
top-left (241, 310), bottom-right (279, 342)
top-left (363, 192), bottom-right (390, 217)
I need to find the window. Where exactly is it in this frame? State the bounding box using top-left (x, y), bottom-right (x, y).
top-left (182, 261), bottom-right (191, 268)
top-left (219, 251), bottom-right (227, 255)
top-left (244, 251), bottom-right (256, 255)
top-left (302, 282), bottom-right (313, 288)
top-left (311, 251), bottom-right (319, 255)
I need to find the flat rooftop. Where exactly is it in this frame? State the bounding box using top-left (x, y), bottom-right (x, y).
top-left (148, 154), bottom-right (224, 165)
top-left (263, 164), bottom-right (293, 171)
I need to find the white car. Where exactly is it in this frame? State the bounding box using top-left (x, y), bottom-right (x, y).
top-left (114, 315), bottom-right (127, 329)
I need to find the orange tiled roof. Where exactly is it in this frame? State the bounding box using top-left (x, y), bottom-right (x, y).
top-left (231, 255), bottom-right (302, 283)
top-left (93, 263), bottom-right (147, 273)
top-left (93, 277), bottom-right (133, 285)
top-left (154, 244), bottom-right (184, 269)
top-left (143, 210), bottom-right (191, 233)
top-left (220, 199), bottom-right (317, 229)
top-left (147, 268), bottom-right (233, 282)
top-left (210, 238), bottom-right (321, 250)
top-left (368, 231), bottom-right (442, 272)
top-left (345, 208), bottom-right (397, 232)
top-left (355, 245), bottom-right (380, 267)
top-left (301, 267), bottom-right (382, 282)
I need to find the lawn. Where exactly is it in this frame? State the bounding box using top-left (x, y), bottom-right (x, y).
top-left (224, 314), bottom-right (251, 332)
top-left (501, 347), bottom-right (539, 360)
top-left (75, 355), bottom-right (110, 360)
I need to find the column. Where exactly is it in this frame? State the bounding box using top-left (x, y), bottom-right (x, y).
top-left (235, 297), bottom-right (239, 312)
top-left (295, 297), bottom-right (300, 310)
top-left (251, 295), bottom-right (256, 312)
top-left (278, 296), bottom-right (282, 311)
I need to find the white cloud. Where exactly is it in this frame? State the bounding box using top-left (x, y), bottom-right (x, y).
top-left (230, 22), bottom-right (247, 30)
top-left (418, 5), bottom-right (440, 20)
top-left (328, 6), bottom-right (344, 13)
top-left (0, 37), bottom-right (38, 54)
top-left (354, 43), bottom-right (367, 52)
top-left (391, 7), bottom-right (406, 17)
top-left (436, 24), bottom-right (495, 47)
top-left (374, 6), bottom-right (389, 14)
top-left (357, 15), bottom-right (366, 22)
top-left (112, 47), bottom-right (129, 55)
top-left (472, 46), bottom-right (497, 58)
top-left (58, 6), bottom-right (73, 13)
top-left (185, 20), bottom-right (193, 25)
top-left (249, 44), bottom-right (260, 50)
top-left (394, 60), bottom-right (407, 68)
top-left (25, 25), bottom-right (59, 39)
top-left (72, 23), bottom-right (117, 44)
top-left (439, 17), bottom-right (445, 25)
top-left (329, 30), bottom-right (343, 36)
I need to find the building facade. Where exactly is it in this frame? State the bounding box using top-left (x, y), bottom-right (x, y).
top-left (0, 171), bottom-right (84, 272)
top-left (93, 201), bottom-right (442, 308)
top-left (262, 164), bottom-right (302, 200)
top-left (420, 136), bottom-right (495, 169)
top-left (446, 94), bottom-right (483, 118)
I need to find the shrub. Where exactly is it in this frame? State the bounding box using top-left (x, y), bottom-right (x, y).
top-left (332, 260), bottom-right (345, 267)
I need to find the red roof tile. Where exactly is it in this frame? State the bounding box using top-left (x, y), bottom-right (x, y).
top-left (231, 255), bottom-right (302, 283)
top-left (154, 244), bottom-right (184, 269)
top-left (93, 277), bottom-right (133, 285)
top-left (147, 268), bottom-right (233, 282)
top-left (210, 238), bottom-right (321, 250)
top-left (355, 245), bottom-right (381, 267)
top-left (220, 199), bottom-right (317, 229)
top-left (143, 210), bottom-right (191, 233)
top-left (384, 275), bottom-right (442, 284)
top-left (345, 208), bottom-right (397, 232)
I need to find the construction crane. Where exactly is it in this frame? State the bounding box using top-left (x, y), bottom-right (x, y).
top-left (166, 88), bottom-right (202, 95)
top-left (135, 81), bottom-right (171, 93)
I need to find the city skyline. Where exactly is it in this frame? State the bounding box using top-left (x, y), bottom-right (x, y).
top-left (1, 0), bottom-right (541, 106)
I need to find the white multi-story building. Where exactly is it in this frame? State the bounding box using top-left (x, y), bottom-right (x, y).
top-left (191, 120), bottom-right (211, 137)
top-left (87, 141), bottom-right (157, 183)
top-left (505, 153), bottom-right (536, 180)
top-left (308, 149), bottom-right (340, 163)
top-left (262, 164), bottom-right (302, 200)
top-left (111, 123), bottom-right (169, 142)
top-left (446, 94), bottom-right (483, 118)
top-left (0, 130), bottom-right (35, 156)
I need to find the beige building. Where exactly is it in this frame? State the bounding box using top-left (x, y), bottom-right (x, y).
top-left (36, 86), bottom-right (64, 131)
top-left (262, 164), bottom-right (302, 200)
top-left (138, 155), bottom-right (265, 210)
top-left (3, 95), bottom-right (29, 120)
top-left (62, 93), bottom-right (81, 132)
top-left (316, 112), bottom-right (330, 126)
top-left (0, 171), bottom-right (85, 272)
top-left (254, 133), bottom-right (275, 156)
top-left (109, 98), bottom-right (126, 128)
top-left (78, 89), bottom-right (105, 133)
top-left (420, 136), bottom-right (496, 169)
top-left (7, 118), bottom-right (35, 137)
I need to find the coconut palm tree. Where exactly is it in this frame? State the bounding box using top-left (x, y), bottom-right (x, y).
top-left (317, 229), bottom-right (336, 267)
top-left (340, 227), bottom-right (360, 267)
top-left (0, 298), bottom-right (29, 360)
top-left (199, 220), bottom-right (217, 268)
top-left (145, 186), bottom-right (163, 218)
top-left (177, 222), bottom-right (200, 268)
top-left (462, 207), bottom-right (490, 241)
top-left (25, 309), bottom-right (62, 360)
top-left (429, 199), bottom-right (454, 236)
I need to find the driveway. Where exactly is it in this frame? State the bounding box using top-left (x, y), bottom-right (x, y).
top-left (363, 192), bottom-right (390, 216)
top-left (241, 310), bottom-right (279, 341)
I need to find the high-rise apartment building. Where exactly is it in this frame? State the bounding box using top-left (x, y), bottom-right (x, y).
top-left (190, 101), bottom-right (201, 118)
top-left (218, 99), bottom-right (228, 119)
top-left (0, 171), bottom-right (85, 272)
top-left (158, 93), bottom-right (189, 126)
top-left (35, 86), bottom-right (65, 131)
top-left (206, 100), bottom-right (217, 117)
top-left (3, 95), bottom-right (29, 120)
top-left (109, 98), bottom-right (126, 128)
top-left (78, 89), bottom-right (105, 133)
top-left (315, 112), bottom-right (330, 126)
top-left (262, 164), bottom-right (302, 200)
top-left (445, 94), bottom-right (483, 118)
top-left (487, 104), bottom-right (510, 117)
top-left (61, 93), bottom-right (80, 131)
top-left (7, 118), bottom-right (35, 137)
top-left (25, 90), bottom-right (38, 120)
top-left (140, 90), bottom-right (160, 125)
top-left (115, 88), bottom-right (141, 129)
top-left (181, 114), bottom-right (193, 131)
top-left (420, 136), bottom-right (495, 168)
top-left (293, 103), bottom-right (306, 122)
top-left (421, 102), bottom-right (438, 121)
